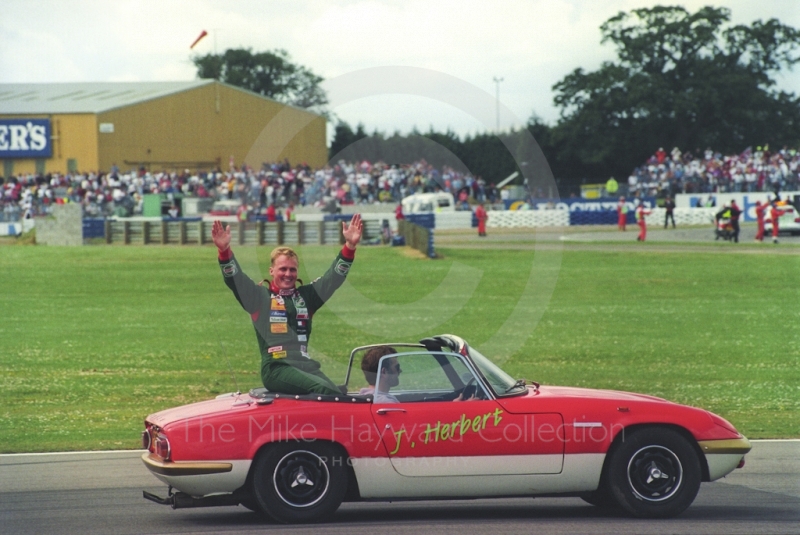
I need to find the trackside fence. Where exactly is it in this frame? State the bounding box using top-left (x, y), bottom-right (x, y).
top-left (80, 208), bottom-right (720, 246)
top-left (90, 219), bottom-right (353, 246)
top-left (398, 219), bottom-right (435, 258)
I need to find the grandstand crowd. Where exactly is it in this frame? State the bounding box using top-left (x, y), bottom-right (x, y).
top-left (0, 159), bottom-right (498, 221)
top-left (1, 145), bottom-right (798, 221)
top-left (627, 145), bottom-right (800, 196)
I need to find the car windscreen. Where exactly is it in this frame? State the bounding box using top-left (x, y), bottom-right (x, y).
top-left (467, 346), bottom-right (525, 396)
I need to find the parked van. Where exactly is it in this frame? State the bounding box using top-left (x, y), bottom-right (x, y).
top-left (401, 192), bottom-right (456, 214)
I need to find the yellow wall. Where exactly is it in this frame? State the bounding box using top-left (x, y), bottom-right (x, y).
top-left (97, 82), bottom-right (327, 173)
top-left (0, 113), bottom-right (98, 175)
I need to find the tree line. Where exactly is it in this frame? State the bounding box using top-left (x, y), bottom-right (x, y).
top-left (194, 5), bottom-right (800, 194)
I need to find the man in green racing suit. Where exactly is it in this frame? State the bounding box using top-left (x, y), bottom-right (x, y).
top-left (211, 214), bottom-right (363, 395)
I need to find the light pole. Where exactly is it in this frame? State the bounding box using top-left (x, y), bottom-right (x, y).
top-left (493, 76), bottom-right (504, 133)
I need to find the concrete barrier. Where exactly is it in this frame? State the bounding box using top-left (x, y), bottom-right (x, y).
top-left (36, 204), bottom-right (82, 246)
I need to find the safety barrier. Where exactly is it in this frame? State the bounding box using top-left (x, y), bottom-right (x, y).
top-left (92, 219), bottom-right (350, 246)
top-left (322, 214), bottom-right (390, 238)
top-left (83, 218), bottom-right (106, 239)
top-left (434, 212), bottom-right (474, 229)
top-left (487, 210), bottom-right (570, 228)
top-left (83, 207), bottom-right (720, 245)
top-left (398, 219), bottom-right (435, 258)
top-left (486, 207), bottom-right (716, 228)
top-left (405, 213), bottom-right (435, 229)
top-left (0, 222), bottom-right (22, 236)
top-left (641, 208), bottom-right (717, 226)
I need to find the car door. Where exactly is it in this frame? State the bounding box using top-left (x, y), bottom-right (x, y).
top-left (369, 352), bottom-right (564, 476)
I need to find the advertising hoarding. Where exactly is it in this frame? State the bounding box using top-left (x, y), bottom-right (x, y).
top-left (0, 119), bottom-right (52, 158)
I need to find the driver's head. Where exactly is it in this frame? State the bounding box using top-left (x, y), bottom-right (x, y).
top-left (361, 345), bottom-right (397, 386)
top-left (269, 247), bottom-right (299, 290)
top-left (381, 357), bottom-right (402, 389)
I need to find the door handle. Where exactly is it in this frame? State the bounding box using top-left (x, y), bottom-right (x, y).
top-left (376, 408), bottom-right (407, 415)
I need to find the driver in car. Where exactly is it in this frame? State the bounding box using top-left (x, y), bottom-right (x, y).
top-left (212, 214), bottom-right (362, 396)
top-left (360, 345), bottom-right (477, 402)
top-left (359, 346), bottom-right (401, 403)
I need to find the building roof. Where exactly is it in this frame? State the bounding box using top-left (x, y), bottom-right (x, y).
top-left (0, 81), bottom-right (215, 114)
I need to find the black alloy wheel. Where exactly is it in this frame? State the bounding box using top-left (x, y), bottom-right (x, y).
top-left (252, 442), bottom-right (348, 523)
top-left (606, 427), bottom-right (701, 518)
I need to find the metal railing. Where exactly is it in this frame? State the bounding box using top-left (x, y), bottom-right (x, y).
top-left (88, 220), bottom-right (351, 246)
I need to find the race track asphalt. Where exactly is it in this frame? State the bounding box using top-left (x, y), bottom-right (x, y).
top-left (436, 223), bottom-right (800, 246)
top-left (1, 441), bottom-right (798, 535)
top-left (2, 223), bottom-right (797, 534)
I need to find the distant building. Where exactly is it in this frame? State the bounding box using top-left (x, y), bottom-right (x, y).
top-left (0, 81), bottom-right (326, 176)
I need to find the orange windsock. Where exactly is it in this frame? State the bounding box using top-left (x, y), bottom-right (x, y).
top-left (190, 30), bottom-right (208, 49)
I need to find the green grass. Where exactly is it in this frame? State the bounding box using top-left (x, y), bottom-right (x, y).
top-left (0, 243), bottom-right (797, 452)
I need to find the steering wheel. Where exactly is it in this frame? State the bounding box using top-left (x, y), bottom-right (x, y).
top-left (458, 377), bottom-right (481, 400)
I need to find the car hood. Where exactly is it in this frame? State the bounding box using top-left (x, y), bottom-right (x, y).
top-left (499, 384), bottom-right (696, 421)
top-left (536, 385), bottom-right (670, 403)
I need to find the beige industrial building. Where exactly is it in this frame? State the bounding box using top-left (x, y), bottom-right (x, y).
top-left (0, 81), bottom-right (327, 177)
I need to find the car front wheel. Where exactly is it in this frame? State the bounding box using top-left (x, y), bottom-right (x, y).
top-left (607, 427), bottom-right (701, 518)
top-left (252, 442), bottom-right (348, 523)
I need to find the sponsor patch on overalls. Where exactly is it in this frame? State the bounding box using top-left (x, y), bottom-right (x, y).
top-left (271, 351), bottom-right (287, 359)
top-left (334, 259), bottom-right (351, 276)
top-left (221, 261), bottom-right (238, 278)
top-left (270, 323), bottom-right (288, 333)
top-left (271, 298), bottom-right (285, 311)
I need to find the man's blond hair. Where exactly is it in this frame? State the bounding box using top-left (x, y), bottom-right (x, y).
top-left (270, 246), bottom-right (298, 265)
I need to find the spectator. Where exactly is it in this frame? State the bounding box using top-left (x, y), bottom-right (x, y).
top-left (605, 176), bottom-right (618, 196)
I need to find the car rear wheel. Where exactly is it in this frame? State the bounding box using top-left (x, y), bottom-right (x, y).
top-left (252, 442), bottom-right (348, 523)
top-left (607, 427), bottom-right (701, 518)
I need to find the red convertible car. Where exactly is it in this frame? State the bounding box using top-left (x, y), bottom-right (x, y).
top-left (142, 335), bottom-right (750, 523)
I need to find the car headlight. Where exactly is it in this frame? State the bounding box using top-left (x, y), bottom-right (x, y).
top-left (708, 411), bottom-right (738, 435)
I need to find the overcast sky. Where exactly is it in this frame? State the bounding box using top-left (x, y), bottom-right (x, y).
top-left (2, 0), bottom-right (799, 139)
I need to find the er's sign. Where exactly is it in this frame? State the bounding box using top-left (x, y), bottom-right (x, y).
top-left (0, 119), bottom-right (52, 158)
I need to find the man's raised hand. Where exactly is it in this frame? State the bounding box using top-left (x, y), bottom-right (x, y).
top-left (212, 220), bottom-right (231, 252)
top-left (343, 213), bottom-right (363, 249)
